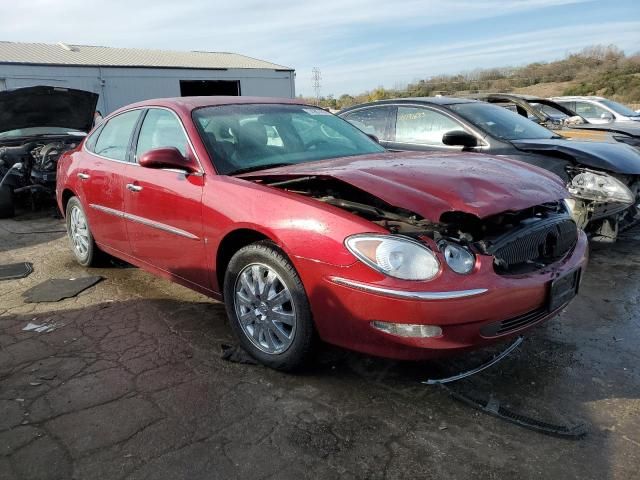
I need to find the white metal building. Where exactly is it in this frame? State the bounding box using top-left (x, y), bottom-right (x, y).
top-left (0, 41), bottom-right (295, 114)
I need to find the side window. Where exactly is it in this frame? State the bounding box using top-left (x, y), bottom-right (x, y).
top-left (136, 109), bottom-right (188, 159)
top-left (342, 107), bottom-right (391, 141)
top-left (395, 107), bottom-right (463, 145)
top-left (93, 110), bottom-right (141, 161)
top-left (84, 124), bottom-right (104, 152)
top-left (572, 102), bottom-right (608, 119)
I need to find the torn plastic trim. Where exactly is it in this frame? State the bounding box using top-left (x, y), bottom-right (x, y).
top-left (329, 276), bottom-right (488, 300)
top-left (437, 383), bottom-right (587, 439)
top-left (423, 336), bottom-right (523, 385)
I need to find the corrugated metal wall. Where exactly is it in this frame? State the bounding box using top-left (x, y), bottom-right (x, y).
top-left (0, 64), bottom-right (295, 113)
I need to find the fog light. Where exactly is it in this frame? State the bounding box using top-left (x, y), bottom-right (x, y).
top-left (371, 321), bottom-right (443, 338)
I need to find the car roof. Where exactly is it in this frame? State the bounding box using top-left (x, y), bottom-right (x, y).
top-left (550, 96), bottom-right (605, 101)
top-left (113, 96), bottom-right (308, 116)
top-left (340, 97), bottom-right (478, 112)
top-left (469, 93), bottom-right (542, 102)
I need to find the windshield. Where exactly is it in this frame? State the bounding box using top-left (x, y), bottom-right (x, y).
top-left (0, 126), bottom-right (86, 140)
top-left (449, 102), bottom-right (557, 140)
top-left (193, 104), bottom-right (385, 175)
top-left (599, 99), bottom-right (640, 117)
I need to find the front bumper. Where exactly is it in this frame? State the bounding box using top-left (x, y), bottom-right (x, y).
top-left (294, 230), bottom-right (588, 360)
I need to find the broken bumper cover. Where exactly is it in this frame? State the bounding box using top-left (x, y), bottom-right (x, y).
top-left (295, 230), bottom-right (588, 360)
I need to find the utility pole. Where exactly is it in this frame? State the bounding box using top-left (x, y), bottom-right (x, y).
top-left (311, 67), bottom-right (321, 106)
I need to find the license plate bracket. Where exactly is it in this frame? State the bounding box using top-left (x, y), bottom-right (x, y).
top-left (549, 268), bottom-right (581, 311)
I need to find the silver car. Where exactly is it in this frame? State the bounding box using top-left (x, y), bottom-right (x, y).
top-left (551, 96), bottom-right (640, 125)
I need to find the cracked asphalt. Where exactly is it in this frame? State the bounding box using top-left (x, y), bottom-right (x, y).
top-left (1, 210), bottom-right (639, 480)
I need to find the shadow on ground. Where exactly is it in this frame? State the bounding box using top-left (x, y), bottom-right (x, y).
top-left (0, 214), bottom-right (639, 479)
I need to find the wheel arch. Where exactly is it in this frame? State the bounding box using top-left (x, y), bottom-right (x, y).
top-left (61, 188), bottom-right (78, 216)
top-left (215, 228), bottom-right (276, 291)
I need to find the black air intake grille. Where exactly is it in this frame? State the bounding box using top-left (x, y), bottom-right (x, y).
top-left (488, 214), bottom-right (577, 273)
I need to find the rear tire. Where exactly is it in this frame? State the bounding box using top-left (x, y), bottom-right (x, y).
top-left (0, 185), bottom-right (15, 218)
top-left (223, 241), bottom-right (315, 371)
top-left (65, 197), bottom-right (99, 267)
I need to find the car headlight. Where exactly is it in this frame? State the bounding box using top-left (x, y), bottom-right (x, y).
top-left (441, 242), bottom-right (475, 274)
top-left (345, 234), bottom-right (440, 281)
top-left (567, 169), bottom-right (634, 205)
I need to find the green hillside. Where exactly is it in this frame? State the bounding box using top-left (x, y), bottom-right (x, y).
top-left (306, 45), bottom-right (640, 110)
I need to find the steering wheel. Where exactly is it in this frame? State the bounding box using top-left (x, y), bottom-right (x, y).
top-left (304, 139), bottom-right (332, 150)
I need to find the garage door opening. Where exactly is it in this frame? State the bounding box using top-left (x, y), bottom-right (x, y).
top-left (180, 80), bottom-right (240, 96)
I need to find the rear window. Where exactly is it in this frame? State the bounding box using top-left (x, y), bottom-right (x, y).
top-left (90, 110), bottom-right (141, 161)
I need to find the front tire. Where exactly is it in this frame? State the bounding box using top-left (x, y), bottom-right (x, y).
top-left (223, 241), bottom-right (315, 371)
top-left (0, 185), bottom-right (15, 218)
top-left (65, 197), bottom-right (99, 267)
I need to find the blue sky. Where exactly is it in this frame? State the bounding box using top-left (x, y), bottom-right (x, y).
top-left (1, 0), bottom-right (639, 96)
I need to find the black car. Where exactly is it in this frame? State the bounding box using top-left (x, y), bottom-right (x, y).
top-left (339, 97), bottom-right (640, 242)
top-left (0, 86), bottom-right (98, 217)
top-left (469, 93), bottom-right (640, 149)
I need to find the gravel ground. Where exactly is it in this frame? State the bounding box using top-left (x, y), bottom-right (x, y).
top-left (0, 210), bottom-right (639, 480)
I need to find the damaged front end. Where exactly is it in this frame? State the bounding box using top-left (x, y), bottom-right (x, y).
top-left (564, 167), bottom-right (638, 242)
top-left (260, 175), bottom-right (578, 275)
top-left (0, 139), bottom-right (82, 193)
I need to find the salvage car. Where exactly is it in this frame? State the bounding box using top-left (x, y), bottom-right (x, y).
top-left (340, 98), bottom-right (640, 242)
top-left (470, 93), bottom-right (640, 148)
top-left (57, 97), bottom-right (587, 370)
top-left (551, 96), bottom-right (640, 125)
top-left (0, 86), bottom-right (98, 217)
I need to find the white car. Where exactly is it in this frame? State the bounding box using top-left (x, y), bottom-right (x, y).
top-left (551, 96), bottom-right (640, 125)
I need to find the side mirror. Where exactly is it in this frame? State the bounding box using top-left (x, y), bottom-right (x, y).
top-left (442, 130), bottom-right (478, 148)
top-left (138, 147), bottom-right (199, 173)
top-left (600, 112), bottom-right (614, 122)
top-left (366, 133), bottom-right (380, 143)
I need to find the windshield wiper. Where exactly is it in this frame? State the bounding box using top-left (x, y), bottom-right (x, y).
top-left (228, 163), bottom-right (294, 175)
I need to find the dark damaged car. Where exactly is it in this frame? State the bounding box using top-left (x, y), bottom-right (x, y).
top-left (340, 98), bottom-right (640, 242)
top-left (56, 97), bottom-right (587, 370)
top-left (0, 86), bottom-right (98, 217)
top-left (470, 93), bottom-right (640, 149)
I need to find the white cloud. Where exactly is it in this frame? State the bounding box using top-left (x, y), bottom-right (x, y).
top-left (310, 21), bottom-right (640, 94)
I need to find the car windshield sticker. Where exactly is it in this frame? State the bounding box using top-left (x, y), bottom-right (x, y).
top-left (303, 108), bottom-right (331, 115)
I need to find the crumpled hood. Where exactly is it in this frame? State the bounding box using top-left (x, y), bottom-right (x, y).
top-left (240, 151), bottom-right (568, 221)
top-left (0, 86), bottom-right (98, 134)
top-left (512, 138), bottom-right (640, 174)
top-left (575, 123), bottom-right (640, 138)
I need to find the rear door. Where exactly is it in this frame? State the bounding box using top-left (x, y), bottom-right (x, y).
top-left (385, 105), bottom-right (469, 152)
top-left (81, 109), bottom-right (142, 255)
top-left (123, 108), bottom-right (208, 288)
top-left (340, 106), bottom-right (394, 145)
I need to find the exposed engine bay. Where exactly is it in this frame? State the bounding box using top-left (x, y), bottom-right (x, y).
top-left (258, 175), bottom-right (578, 275)
top-left (0, 136), bottom-right (82, 193)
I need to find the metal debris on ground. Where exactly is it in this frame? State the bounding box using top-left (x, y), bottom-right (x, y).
top-left (0, 262), bottom-right (33, 280)
top-left (22, 276), bottom-right (103, 303)
top-left (22, 320), bottom-right (64, 333)
top-left (423, 336), bottom-right (523, 385)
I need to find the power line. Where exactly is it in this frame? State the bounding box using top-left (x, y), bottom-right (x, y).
top-left (311, 67), bottom-right (322, 106)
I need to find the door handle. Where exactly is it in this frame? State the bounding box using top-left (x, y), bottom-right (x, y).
top-left (77, 173), bottom-right (90, 180)
top-left (126, 183), bottom-right (143, 192)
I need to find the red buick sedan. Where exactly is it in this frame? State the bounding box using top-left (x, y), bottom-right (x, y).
top-left (56, 97), bottom-right (588, 370)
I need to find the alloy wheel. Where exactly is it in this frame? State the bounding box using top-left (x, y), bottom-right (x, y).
top-left (69, 205), bottom-right (90, 260)
top-left (234, 263), bottom-right (297, 354)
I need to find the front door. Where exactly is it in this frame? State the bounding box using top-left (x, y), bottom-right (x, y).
top-left (123, 108), bottom-right (209, 288)
top-left (81, 109), bottom-right (142, 255)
